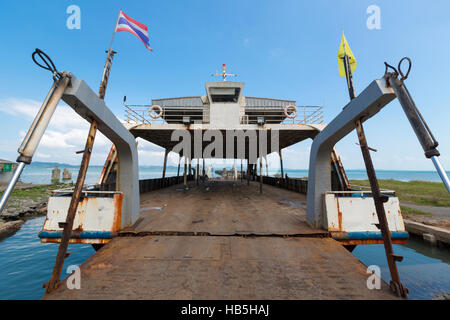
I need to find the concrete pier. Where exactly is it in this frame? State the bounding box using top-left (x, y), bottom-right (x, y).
top-left (45, 181), bottom-right (396, 300)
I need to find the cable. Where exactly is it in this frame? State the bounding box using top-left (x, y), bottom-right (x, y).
top-left (32, 48), bottom-right (61, 80)
top-left (398, 57), bottom-right (412, 81)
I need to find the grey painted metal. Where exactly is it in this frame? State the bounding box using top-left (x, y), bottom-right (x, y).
top-left (306, 78), bottom-right (395, 227)
top-left (388, 74), bottom-right (450, 193)
top-left (62, 76), bottom-right (139, 228)
top-left (18, 75), bottom-right (71, 163)
top-left (431, 156), bottom-right (450, 192)
top-left (0, 162), bottom-right (25, 214)
top-left (245, 97), bottom-right (296, 108)
top-left (152, 96), bottom-right (204, 108)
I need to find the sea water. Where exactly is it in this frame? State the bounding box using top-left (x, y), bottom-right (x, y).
top-left (19, 164), bottom-right (450, 185)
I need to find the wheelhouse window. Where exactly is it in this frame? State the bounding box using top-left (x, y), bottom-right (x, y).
top-left (209, 87), bottom-right (241, 103)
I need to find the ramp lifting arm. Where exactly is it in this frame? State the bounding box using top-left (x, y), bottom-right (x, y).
top-left (0, 54), bottom-right (71, 214)
top-left (385, 58), bottom-right (450, 193)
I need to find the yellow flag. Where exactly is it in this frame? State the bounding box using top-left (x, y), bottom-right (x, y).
top-left (337, 32), bottom-right (357, 77)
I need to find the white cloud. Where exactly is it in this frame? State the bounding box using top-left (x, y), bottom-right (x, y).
top-left (0, 97), bottom-right (114, 165)
top-left (35, 152), bottom-right (51, 159)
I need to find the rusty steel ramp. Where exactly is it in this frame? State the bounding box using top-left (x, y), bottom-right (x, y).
top-left (44, 181), bottom-right (397, 299)
top-left (127, 180), bottom-right (325, 236)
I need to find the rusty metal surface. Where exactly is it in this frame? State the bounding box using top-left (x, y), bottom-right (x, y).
top-left (131, 181), bottom-right (325, 236)
top-left (44, 181), bottom-right (398, 300)
top-left (45, 120), bottom-right (99, 294)
top-left (336, 239), bottom-right (407, 246)
top-left (45, 235), bottom-right (397, 300)
top-left (323, 192), bottom-right (405, 233)
top-left (355, 119), bottom-right (407, 297)
top-left (42, 193), bottom-right (123, 236)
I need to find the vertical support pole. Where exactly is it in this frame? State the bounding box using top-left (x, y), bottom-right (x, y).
top-left (162, 148), bottom-right (168, 179)
top-left (46, 120), bottom-right (98, 293)
top-left (240, 159), bottom-right (243, 182)
top-left (265, 156), bottom-right (268, 176)
top-left (279, 149), bottom-right (284, 187)
top-left (342, 50), bottom-right (407, 298)
top-left (259, 157), bottom-right (263, 193)
top-left (196, 159), bottom-right (199, 186)
top-left (177, 156), bottom-right (181, 183)
top-left (188, 159), bottom-right (192, 180)
top-left (355, 119), bottom-right (405, 296)
top-left (202, 158), bottom-right (205, 177)
top-left (183, 157), bottom-right (188, 188)
top-left (247, 158), bottom-right (250, 186)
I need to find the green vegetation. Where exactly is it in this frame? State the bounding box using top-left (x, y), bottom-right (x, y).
top-left (400, 205), bottom-right (432, 216)
top-left (349, 179), bottom-right (450, 207)
top-left (9, 184), bottom-right (63, 201)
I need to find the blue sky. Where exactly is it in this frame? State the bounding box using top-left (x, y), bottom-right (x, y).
top-left (0, 0), bottom-right (449, 171)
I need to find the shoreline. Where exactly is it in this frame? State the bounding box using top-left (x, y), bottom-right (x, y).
top-left (1, 179), bottom-right (449, 243)
top-left (0, 182), bottom-right (54, 240)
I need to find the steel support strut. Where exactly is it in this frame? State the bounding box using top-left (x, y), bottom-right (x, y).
top-left (46, 49), bottom-right (116, 294)
top-left (342, 53), bottom-right (408, 298)
top-left (0, 74), bottom-right (71, 215)
top-left (386, 69), bottom-right (450, 193)
top-left (355, 120), bottom-right (407, 297)
top-left (259, 157), bottom-right (263, 193)
top-left (45, 120), bottom-right (98, 294)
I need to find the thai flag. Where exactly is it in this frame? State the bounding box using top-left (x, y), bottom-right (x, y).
top-left (115, 11), bottom-right (152, 51)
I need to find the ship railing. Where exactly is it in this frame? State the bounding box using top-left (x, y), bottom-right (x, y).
top-left (49, 184), bottom-right (121, 198)
top-left (124, 105), bottom-right (204, 124)
top-left (326, 189), bottom-right (397, 197)
top-left (240, 105), bottom-right (323, 124)
top-left (125, 104), bottom-right (324, 125)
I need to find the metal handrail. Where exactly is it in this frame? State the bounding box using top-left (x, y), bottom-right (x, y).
top-left (124, 104), bottom-right (324, 125)
top-left (50, 184), bottom-right (123, 195)
top-left (326, 190), bottom-right (396, 194)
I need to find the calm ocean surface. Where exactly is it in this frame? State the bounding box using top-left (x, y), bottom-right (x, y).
top-left (0, 165), bottom-right (448, 299)
top-left (19, 164), bottom-right (450, 185)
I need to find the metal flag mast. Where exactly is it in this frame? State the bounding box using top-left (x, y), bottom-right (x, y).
top-left (212, 64), bottom-right (237, 81)
top-left (339, 32), bottom-right (408, 298)
top-left (45, 10), bottom-right (121, 294)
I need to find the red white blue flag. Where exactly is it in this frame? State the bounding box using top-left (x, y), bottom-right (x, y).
top-left (115, 11), bottom-right (152, 51)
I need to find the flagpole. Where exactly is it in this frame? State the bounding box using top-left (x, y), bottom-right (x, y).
top-left (341, 33), bottom-right (408, 298)
top-left (108, 10), bottom-right (121, 52)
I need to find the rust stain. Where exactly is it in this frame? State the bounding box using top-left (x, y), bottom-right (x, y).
top-left (336, 198), bottom-right (343, 231)
top-left (112, 193), bottom-right (123, 231)
top-left (41, 238), bottom-right (110, 245)
top-left (338, 239), bottom-right (407, 245)
top-left (72, 197), bottom-right (89, 232)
